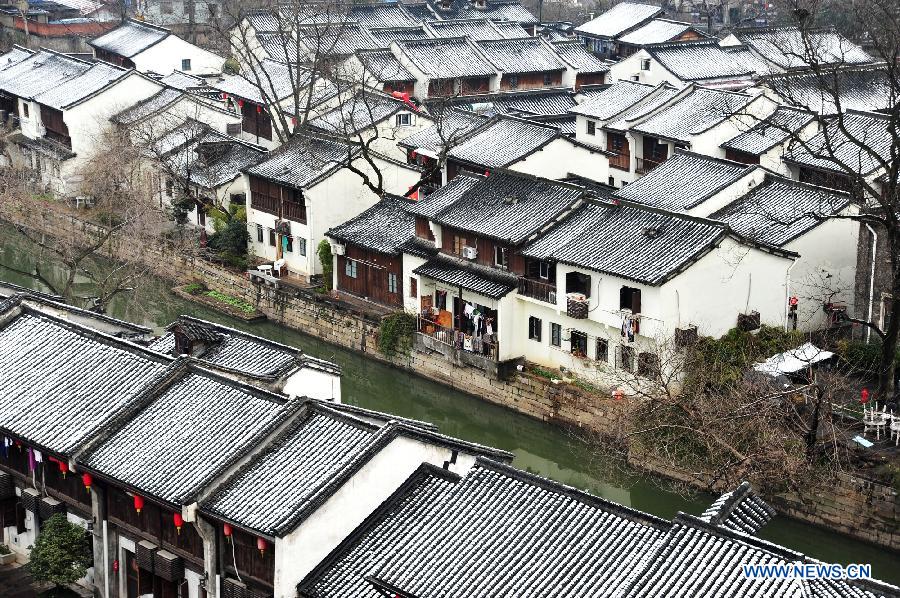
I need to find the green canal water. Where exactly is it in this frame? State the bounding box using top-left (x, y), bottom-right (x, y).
top-left (1, 223), bottom-right (898, 584)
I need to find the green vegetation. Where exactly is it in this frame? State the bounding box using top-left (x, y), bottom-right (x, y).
top-left (687, 325), bottom-right (802, 389)
top-left (183, 282), bottom-right (206, 295)
top-left (208, 204), bottom-right (249, 270)
top-left (835, 338), bottom-right (900, 378)
top-left (206, 290), bottom-right (255, 314)
top-left (317, 240), bottom-right (334, 292)
top-left (378, 312), bottom-right (417, 356)
top-left (0, 543), bottom-right (10, 555)
top-left (223, 57), bottom-right (241, 74)
top-left (28, 514), bottom-right (92, 588)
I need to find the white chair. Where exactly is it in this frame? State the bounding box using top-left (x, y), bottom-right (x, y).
top-left (273, 258), bottom-right (287, 277)
top-left (863, 403), bottom-right (888, 440)
top-left (890, 413), bottom-right (900, 447)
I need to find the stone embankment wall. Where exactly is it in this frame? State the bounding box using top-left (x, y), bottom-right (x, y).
top-left (4, 207), bottom-right (899, 551)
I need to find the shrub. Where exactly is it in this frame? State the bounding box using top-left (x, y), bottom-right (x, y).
top-left (0, 543), bottom-right (10, 555)
top-left (317, 240), bottom-right (334, 292)
top-left (206, 290), bottom-right (255, 314)
top-left (28, 514), bottom-right (92, 588)
top-left (378, 312), bottom-right (416, 356)
top-left (183, 282), bottom-right (205, 295)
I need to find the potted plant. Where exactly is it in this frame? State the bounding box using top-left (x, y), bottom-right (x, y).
top-left (0, 543), bottom-right (16, 565)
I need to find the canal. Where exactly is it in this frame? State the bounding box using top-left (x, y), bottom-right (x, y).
top-left (1, 223), bottom-right (897, 583)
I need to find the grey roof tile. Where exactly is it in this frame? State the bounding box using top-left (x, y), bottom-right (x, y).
top-left (550, 40), bottom-right (609, 72)
top-left (89, 19), bottom-right (170, 58)
top-left (350, 3), bottom-right (420, 28)
top-left (0, 46), bottom-right (34, 72)
top-left (356, 49), bottom-right (415, 82)
top-left (112, 87), bottom-right (184, 125)
top-left (0, 51), bottom-right (98, 104)
top-left (446, 88), bottom-right (577, 117)
top-left (245, 134), bottom-right (352, 189)
top-left (367, 25), bottom-right (431, 46)
top-left (475, 37), bottom-right (566, 73)
top-left (602, 84), bottom-right (680, 131)
top-left (574, 1), bottom-right (662, 38)
top-left (631, 86), bottom-right (754, 142)
top-left (699, 481), bottom-right (776, 535)
top-left (82, 365), bottom-right (301, 504)
top-left (394, 37), bottom-right (497, 78)
top-left (159, 70), bottom-right (206, 90)
top-left (298, 22), bottom-right (380, 56)
top-left (432, 169), bottom-right (584, 244)
top-left (327, 196), bottom-right (416, 255)
top-left (645, 40), bottom-right (762, 82)
top-left (447, 115), bottom-right (560, 168)
top-left (166, 131), bottom-right (266, 189)
top-left (710, 176), bottom-right (851, 247)
top-left (570, 79), bottom-right (663, 120)
top-left (617, 18), bottom-right (701, 45)
top-left (33, 60), bottom-right (131, 110)
top-left (522, 199), bottom-right (728, 285)
top-left (308, 92), bottom-right (405, 135)
top-left (202, 407), bottom-right (378, 534)
top-left (764, 67), bottom-right (895, 115)
top-left (426, 18), bottom-right (507, 40)
top-left (784, 110), bottom-right (892, 176)
top-left (735, 26), bottom-right (873, 70)
top-left (721, 106), bottom-right (814, 155)
top-left (614, 151), bottom-right (755, 211)
top-left (408, 174), bottom-right (480, 217)
top-left (414, 254), bottom-right (518, 298)
top-left (397, 109), bottom-right (486, 153)
top-left (0, 308), bottom-right (171, 454)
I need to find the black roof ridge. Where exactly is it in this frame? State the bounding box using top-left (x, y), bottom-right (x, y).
top-left (0, 281), bottom-right (63, 301)
top-left (122, 17), bottom-right (173, 34)
top-left (760, 171), bottom-right (853, 198)
top-left (589, 195), bottom-right (730, 230)
top-left (645, 38), bottom-right (720, 49)
top-left (296, 462), bottom-right (460, 596)
top-left (759, 62), bottom-right (888, 82)
top-left (476, 35), bottom-right (547, 43)
top-left (390, 421), bottom-right (513, 461)
top-left (112, 86), bottom-right (184, 123)
top-left (473, 457), bottom-right (672, 528)
top-left (427, 16), bottom-right (494, 24)
top-left (646, 16), bottom-right (696, 26)
top-left (34, 46), bottom-right (98, 67)
top-left (368, 24), bottom-right (426, 31)
top-left (398, 35), bottom-right (471, 45)
top-left (168, 314), bottom-right (304, 356)
top-left (322, 400), bottom-right (438, 431)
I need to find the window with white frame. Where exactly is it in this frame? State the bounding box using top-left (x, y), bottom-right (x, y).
top-left (297, 237), bottom-right (307, 256)
top-left (494, 246), bottom-right (508, 269)
top-left (586, 120), bottom-right (596, 135)
top-left (395, 113), bottom-right (413, 126)
top-left (388, 273), bottom-right (398, 294)
top-left (345, 259), bottom-right (358, 278)
top-left (528, 316), bottom-right (542, 341)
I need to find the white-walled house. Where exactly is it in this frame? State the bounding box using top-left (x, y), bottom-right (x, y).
top-left (389, 37), bottom-right (499, 99)
top-left (111, 87), bottom-right (242, 143)
top-left (244, 134), bottom-right (421, 278)
top-left (89, 19), bottom-right (225, 76)
top-left (307, 91), bottom-right (432, 161)
top-left (720, 106), bottom-right (817, 175)
top-left (0, 48), bottom-right (163, 196)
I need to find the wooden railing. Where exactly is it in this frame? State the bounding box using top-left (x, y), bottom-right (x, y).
top-left (518, 277), bottom-right (557, 304)
top-left (250, 195), bottom-right (306, 223)
top-left (635, 156), bottom-right (664, 175)
top-left (608, 152), bottom-right (630, 171)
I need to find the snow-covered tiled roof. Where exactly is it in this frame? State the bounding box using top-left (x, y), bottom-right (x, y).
top-left (327, 196), bottom-right (415, 255)
top-left (551, 39), bottom-right (609, 72)
top-left (164, 130), bottom-right (267, 190)
top-left (408, 173), bottom-right (481, 217)
top-left (447, 115), bottom-right (561, 168)
top-left (298, 22), bottom-right (380, 56)
top-left (0, 46), bottom-right (34, 72)
top-left (298, 459), bottom-right (669, 597)
top-left (763, 67), bottom-right (895, 115)
top-left (431, 169), bottom-right (584, 244)
top-left (308, 92), bottom-right (407, 135)
top-left (475, 37), bottom-right (566, 73)
top-left (414, 255), bottom-right (519, 298)
top-left (721, 107), bottom-right (814, 155)
top-left (367, 25), bottom-right (431, 46)
top-left (445, 88), bottom-right (577, 117)
top-left (202, 407), bottom-right (379, 535)
top-left (350, 2), bottom-right (420, 28)
top-left (0, 305), bottom-right (172, 454)
top-left (394, 37), bottom-right (497, 78)
top-left (574, 1), bottom-right (662, 39)
top-left (32, 60), bottom-right (131, 110)
top-left (570, 79), bottom-right (664, 120)
top-left (734, 26), bottom-right (873, 70)
top-left (522, 199), bottom-right (728, 285)
top-left (614, 151), bottom-right (755, 211)
top-left (111, 87), bottom-right (183, 125)
top-left (784, 110), bottom-right (892, 176)
top-left (356, 48), bottom-right (416, 82)
top-left (398, 108), bottom-right (486, 153)
top-left (645, 40), bottom-right (762, 83)
top-left (711, 176), bottom-right (851, 247)
top-left (617, 18), bottom-right (701, 45)
top-left (699, 481), bottom-right (777, 534)
top-left (631, 86), bottom-right (754, 143)
top-left (89, 19), bottom-right (170, 58)
top-left (245, 134), bottom-right (352, 189)
top-left (81, 364), bottom-right (302, 504)
top-left (602, 84), bottom-right (680, 131)
top-left (159, 69), bottom-right (205, 90)
top-left (425, 18), bottom-right (507, 40)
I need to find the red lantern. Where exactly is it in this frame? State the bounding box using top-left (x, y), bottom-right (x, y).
top-left (222, 92), bottom-right (229, 100)
top-left (291, 116), bottom-right (298, 125)
top-left (113, 559), bottom-right (119, 572)
top-left (173, 513), bottom-right (184, 534)
top-left (58, 460), bottom-right (68, 478)
top-left (256, 537), bottom-right (267, 555)
top-left (410, 151), bottom-right (417, 159)
top-left (861, 388), bottom-right (869, 404)
top-left (484, 169), bottom-right (490, 177)
top-left (614, 389), bottom-right (624, 402)
top-left (223, 523), bottom-right (233, 538)
top-left (238, 99), bottom-right (244, 108)
top-left (256, 105), bottom-right (263, 114)
top-left (82, 473), bottom-right (93, 492)
top-left (133, 494), bottom-right (144, 514)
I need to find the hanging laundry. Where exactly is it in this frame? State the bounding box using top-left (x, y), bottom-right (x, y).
top-left (464, 303), bottom-right (474, 317)
top-left (27, 447), bottom-right (35, 471)
top-left (621, 316), bottom-right (634, 343)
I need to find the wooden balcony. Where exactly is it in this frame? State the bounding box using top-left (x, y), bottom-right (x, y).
top-left (518, 277), bottom-right (557, 304)
top-left (608, 152), bottom-right (630, 171)
top-left (250, 195), bottom-right (306, 223)
top-left (635, 156), bottom-right (664, 175)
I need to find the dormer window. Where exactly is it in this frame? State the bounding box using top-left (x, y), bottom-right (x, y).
top-left (395, 113), bottom-right (413, 126)
top-left (640, 58), bottom-right (651, 71)
top-left (475, 0), bottom-right (486, 7)
top-left (174, 331), bottom-right (193, 356)
top-left (182, 59), bottom-right (192, 71)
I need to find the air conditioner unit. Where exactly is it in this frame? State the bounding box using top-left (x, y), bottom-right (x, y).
top-left (462, 246), bottom-right (477, 260)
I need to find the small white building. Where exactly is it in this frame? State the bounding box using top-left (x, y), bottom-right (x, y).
top-left (244, 134), bottom-right (421, 278)
top-left (89, 19), bottom-right (226, 76)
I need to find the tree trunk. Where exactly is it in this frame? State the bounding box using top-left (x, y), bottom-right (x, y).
top-left (877, 232), bottom-right (900, 399)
